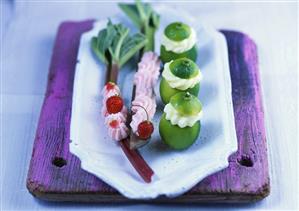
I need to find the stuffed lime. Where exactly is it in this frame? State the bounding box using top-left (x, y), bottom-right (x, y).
top-left (159, 92), bottom-right (203, 150)
top-left (160, 22), bottom-right (197, 63)
top-left (160, 58), bottom-right (202, 104)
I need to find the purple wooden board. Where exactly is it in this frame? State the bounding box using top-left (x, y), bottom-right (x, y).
top-left (26, 20), bottom-right (269, 203)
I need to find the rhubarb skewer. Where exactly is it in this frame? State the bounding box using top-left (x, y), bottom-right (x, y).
top-left (129, 53), bottom-right (161, 148)
top-left (92, 20), bottom-right (154, 183)
top-left (119, 0), bottom-right (161, 149)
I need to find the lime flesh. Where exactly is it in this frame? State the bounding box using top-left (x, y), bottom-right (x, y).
top-left (159, 113), bottom-right (201, 150)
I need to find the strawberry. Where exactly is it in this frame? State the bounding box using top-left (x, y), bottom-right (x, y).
top-left (131, 104), bottom-right (154, 140)
top-left (137, 121), bottom-right (154, 140)
top-left (106, 96), bottom-right (123, 114)
top-left (105, 82), bottom-right (115, 91)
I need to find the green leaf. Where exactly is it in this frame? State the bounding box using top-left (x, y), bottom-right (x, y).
top-left (136, 0), bottom-right (147, 22)
top-left (118, 3), bottom-right (142, 28)
top-left (118, 1), bottom-right (160, 52)
top-left (150, 11), bottom-right (160, 28)
top-left (91, 20), bottom-right (147, 68)
top-left (96, 29), bottom-right (109, 56)
top-left (105, 20), bottom-right (117, 44)
top-left (93, 20), bottom-right (118, 63)
top-left (91, 37), bottom-right (107, 64)
top-left (141, 3), bottom-right (152, 19)
top-left (119, 33), bottom-right (148, 67)
top-left (107, 23), bottom-right (129, 62)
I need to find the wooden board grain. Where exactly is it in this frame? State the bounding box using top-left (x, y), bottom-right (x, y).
top-left (26, 20), bottom-right (269, 203)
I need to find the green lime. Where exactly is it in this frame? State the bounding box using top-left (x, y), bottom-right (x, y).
top-left (170, 92), bottom-right (202, 116)
top-left (160, 77), bottom-right (200, 104)
top-left (160, 45), bottom-right (197, 63)
top-left (169, 58), bottom-right (198, 79)
top-left (164, 22), bottom-right (191, 41)
top-left (159, 113), bottom-right (201, 150)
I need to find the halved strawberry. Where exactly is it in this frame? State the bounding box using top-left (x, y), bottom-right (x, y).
top-left (137, 121), bottom-right (154, 140)
top-left (106, 95), bottom-right (123, 114)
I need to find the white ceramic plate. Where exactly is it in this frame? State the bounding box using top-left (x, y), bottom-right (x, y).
top-left (70, 5), bottom-right (238, 199)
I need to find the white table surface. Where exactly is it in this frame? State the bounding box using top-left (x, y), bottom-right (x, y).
top-left (1, 1), bottom-right (298, 210)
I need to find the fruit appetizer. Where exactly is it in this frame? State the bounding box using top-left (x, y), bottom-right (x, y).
top-left (160, 22), bottom-right (197, 63)
top-left (129, 52), bottom-right (160, 148)
top-left (159, 92), bottom-right (203, 150)
top-left (160, 57), bottom-right (202, 104)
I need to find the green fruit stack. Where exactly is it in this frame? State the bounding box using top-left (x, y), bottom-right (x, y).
top-left (159, 21), bottom-right (203, 150)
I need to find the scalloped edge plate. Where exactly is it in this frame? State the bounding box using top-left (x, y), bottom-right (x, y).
top-left (70, 5), bottom-right (238, 199)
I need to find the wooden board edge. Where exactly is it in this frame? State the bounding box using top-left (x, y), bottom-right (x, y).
top-left (27, 178), bottom-right (269, 203)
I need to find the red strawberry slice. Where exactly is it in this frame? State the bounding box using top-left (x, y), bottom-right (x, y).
top-left (105, 82), bottom-right (116, 91)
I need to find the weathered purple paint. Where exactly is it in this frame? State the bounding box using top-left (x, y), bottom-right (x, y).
top-left (26, 21), bottom-right (269, 202)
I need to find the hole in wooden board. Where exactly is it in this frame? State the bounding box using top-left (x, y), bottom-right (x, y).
top-left (237, 155), bottom-right (253, 167)
top-left (52, 157), bottom-right (67, 168)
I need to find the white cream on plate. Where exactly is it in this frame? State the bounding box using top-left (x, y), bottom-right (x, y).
top-left (162, 61), bottom-right (202, 90)
top-left (161, 28), bottom-right (197, 53)
top-left (164, 103), bottom-right (202, 128)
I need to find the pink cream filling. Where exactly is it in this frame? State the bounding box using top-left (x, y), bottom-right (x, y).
top-left (131, 95), bottom-right (156, 119)
top-left (108, 122), bottom-right (129, 141)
